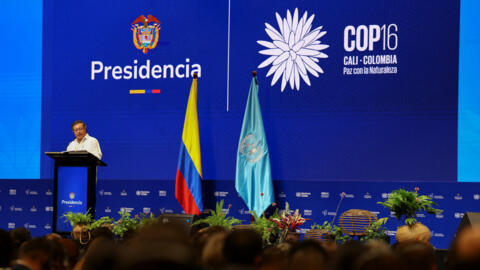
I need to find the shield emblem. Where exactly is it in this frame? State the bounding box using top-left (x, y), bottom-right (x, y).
top-left (139, 27), bottom-right (154, 47)
top-left (131, 15), bottom-right (161, 54)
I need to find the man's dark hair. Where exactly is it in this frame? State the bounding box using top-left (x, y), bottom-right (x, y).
top-left (223, 229), bottom-right (263, 266)
top-left (0, 229), bottom-right (14, 267)
top-left (71, 120), bottom-right (86, 130)
top-left (289, 240), bottom-right (329, 270)
top-left (333, 240), bottom-right (367, 270)
top-left (447, 227), bottom-right (480, 270)
top-left (395, 241), bottom-right (435, 270)
top-left (19, 238), bottom-right (52, 260)
top-left (10, 227), bottom-right (32, 260)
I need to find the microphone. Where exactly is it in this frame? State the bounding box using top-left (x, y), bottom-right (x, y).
top-left (331, 192), bottom-right (346, 225)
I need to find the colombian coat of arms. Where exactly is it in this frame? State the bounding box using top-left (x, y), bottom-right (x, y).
top-left (131, 15), bottom-right (161, 54)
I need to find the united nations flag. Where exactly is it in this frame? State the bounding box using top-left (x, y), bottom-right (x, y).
top-left (235, 73), bottom-right (274, 216)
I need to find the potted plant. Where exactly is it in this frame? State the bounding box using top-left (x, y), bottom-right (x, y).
top-left (378, 188), bottom-right (442, 243)
top-left (360, 217), bottom-right (389, 243)
top-left (271, 202), bottom-right (308, 242)
top-left (138, 212), bottom-right (159, 229)
top-left (250, 209), bottom-right (280, 246)
top-left (89, 216), bottom-right (115, 231)
top-left (310, 221), bottom-right (349, 243)
top-left (112, 210), bottom-right (139, 238)
top-left (192, 200), bottom-right (241, 229)
top-left (62, 209), bottom-right (93, 240)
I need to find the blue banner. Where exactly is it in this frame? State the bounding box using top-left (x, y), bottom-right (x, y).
top-left (41, 0), bottom-right (459, 182)
top-left (56, 167), bottom-right (88, 232)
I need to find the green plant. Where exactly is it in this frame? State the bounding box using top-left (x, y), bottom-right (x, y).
top-left (62, 209), bottom-right (93, 227)
top-left (271, 202), bottom-right (308, 232)
top-left (378, 188), bottom-right (442, 226)
top-left (192, 200), bottom-right (241, 229)
top-left (251, 210), bottom-right (280, 246)
top-left (89, 216), bottom-right (115, 230)
top-left (138, 212), bottom-right (159, 228)
top-left (311, 221), bottom-right (349, 243)
top-left (360, 217), bottom-right (389, 242)
top-left (112, 210), bottom-right (139, 237)
top-left (271, 202), bottom-right (309, 240)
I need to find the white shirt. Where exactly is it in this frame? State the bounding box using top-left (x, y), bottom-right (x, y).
top-left (67, 134), bottom-right (102, 160)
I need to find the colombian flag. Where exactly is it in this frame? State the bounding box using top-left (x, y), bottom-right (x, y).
top-left (175, 76), bottom-right (203, 215)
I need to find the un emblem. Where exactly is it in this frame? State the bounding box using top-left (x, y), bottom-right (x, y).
top-left (239, 134), bottom-right (264, 163)
top-left (131, 15), bottom-right (161, 54)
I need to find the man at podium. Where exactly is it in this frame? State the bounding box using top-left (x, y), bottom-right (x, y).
top-left (66, 120), bottom-right (102, 159)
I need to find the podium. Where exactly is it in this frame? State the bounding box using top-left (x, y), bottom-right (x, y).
top-left (46, 151), bottom-right (106, 234)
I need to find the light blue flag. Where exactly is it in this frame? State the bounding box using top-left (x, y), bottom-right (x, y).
top-left (236, 76), bottom-right (274, 216)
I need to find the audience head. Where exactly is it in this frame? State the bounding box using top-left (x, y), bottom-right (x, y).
top-left (395, 241), bottom-right (436, 270)
top-left (201, 230), bottom-right (227, 269)
top-left (193, 225), bottom-right (227, 264)
top-left (17, 237), bottom-right (54, 270)
top-left (10, 227), bottom-right (32, 259)
top-left (354, 240), bottom-right (400, 270)
top-left (0, 229), bottom-right (14, 267)
top-left (333, 240), bottom-right (367, 270)
top-left (288, 240), bottom-right (329, 270)
top-left (57, 238), bottom-right (79, 270)
top-left (259, 244), bottom-right (290, 270)
top-left (81, 238), bottom-right (118, 270)
top-left (223, 229), bottom-right (263, 266)
top-left (447, 225), bottom-right (480, 270)
top-left (118, 223), bottom-right (196, 270)
top-left (48, 238), bottom-right (68, 270)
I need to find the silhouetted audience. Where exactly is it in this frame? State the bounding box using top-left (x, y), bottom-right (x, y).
top-left (0, 229), bottom-right (14, 268)
top-left (288, 240), bottom-right (329, 270)
top-left (5, 222), bottom-right (480, 270)
top-left (333, 240), bottom-right (366, 270)
top-left (395, 241), bottom-right (436, 270)
top-left (447, 226), bottom-right (480, 270)
top-left (57, 238), bottom-right (79, 270)
top-left (201, 230), bottom-right (227, 269)
top-left (118, 223), bottom-right (197, 270)
top-left (258, 243), bottom-right (291, 270)
top-left (354, 240), bottom-right (400, 270)
top-left (223, 229), bottom-right (263, 268)
top-left (10, 228), bottom-right (32, 261)
top-left (11, 238), bottom-right (53, 270)
top-left (79, 238), bottom-right (118, 270)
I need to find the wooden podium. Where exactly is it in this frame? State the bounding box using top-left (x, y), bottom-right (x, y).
top-left (46, 151), bottom-right (106, 234)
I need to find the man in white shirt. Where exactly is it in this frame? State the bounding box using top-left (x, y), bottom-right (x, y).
top-left (66, 120), bottom-right (102, 159)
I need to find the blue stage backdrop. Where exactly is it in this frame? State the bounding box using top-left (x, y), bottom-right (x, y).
top-left (41, 0), bottom-right (459, 182)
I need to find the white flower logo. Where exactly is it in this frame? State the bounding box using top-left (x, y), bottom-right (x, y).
top-left (257, 8), bottom-right (328, 91)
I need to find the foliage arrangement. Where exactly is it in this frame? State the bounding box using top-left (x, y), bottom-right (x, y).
top-left (251, 209), bottom-right (280, 246)
top-left (271, 202), bottom-right (308, 240)
top-left (360, 217), bottom-right (389, 242)
top-left (112, 210), bottom-right (139, 237)
top-left (88, 216), bottom-right (115, 230)
top-left (311, 221), bottom-right (349, 243)
top-left (192, 200), bottom-right (241, 229)
top-left (62, 209), bottom-right (93, 226)
top-left (378, 188), bottom-right (442, 226)
top-left (138, 212), bottom-right (159, 229)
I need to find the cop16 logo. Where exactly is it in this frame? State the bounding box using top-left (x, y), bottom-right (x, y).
top-left (344, 24), bottom-right (398, 52)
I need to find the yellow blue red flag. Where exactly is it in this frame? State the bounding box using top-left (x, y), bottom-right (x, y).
top-left (175, 76), bottom-right (203, 215)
